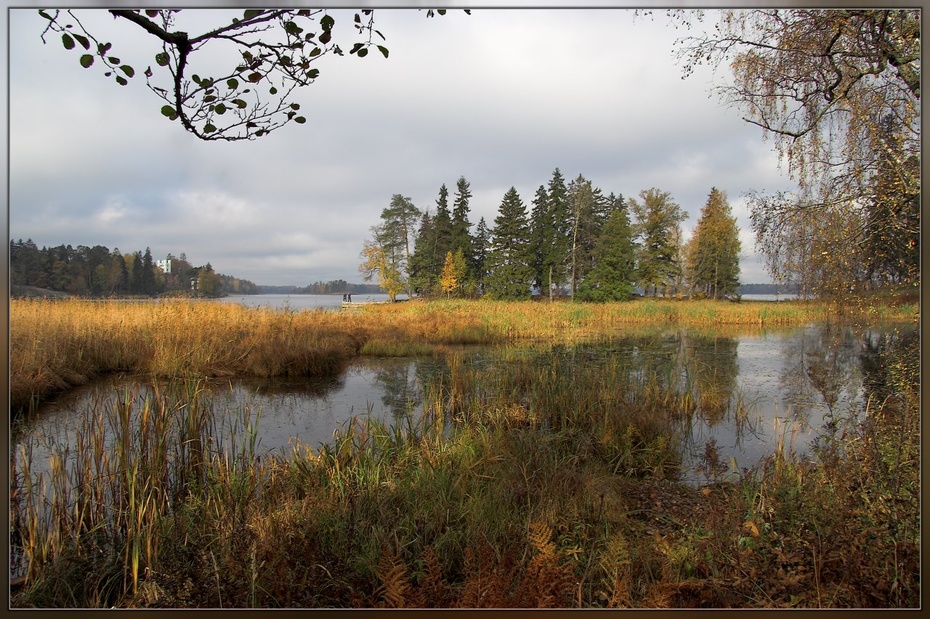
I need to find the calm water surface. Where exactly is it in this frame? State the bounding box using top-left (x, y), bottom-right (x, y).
top-left (15, 322), bottom-right (906, 486)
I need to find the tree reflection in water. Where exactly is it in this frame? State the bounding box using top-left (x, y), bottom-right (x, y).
top-left (15, 323), bottom-right (916, 488)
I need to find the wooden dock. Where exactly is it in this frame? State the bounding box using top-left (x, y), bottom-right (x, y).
top-left (341, 301), bottom-right (388, 311)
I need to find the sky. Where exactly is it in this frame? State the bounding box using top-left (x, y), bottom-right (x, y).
top-left (9, 7), bottom-right (799, 287)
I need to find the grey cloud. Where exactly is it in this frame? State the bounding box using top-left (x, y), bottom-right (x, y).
top-left (11, 8), bottom-right (794, 286)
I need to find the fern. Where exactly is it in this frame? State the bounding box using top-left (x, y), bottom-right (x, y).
top-left (375, 548), bottom-right (416, 608)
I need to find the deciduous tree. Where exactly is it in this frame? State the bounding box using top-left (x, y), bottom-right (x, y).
top-left (38, 8), bottom-right (467, 141)
top-left (670, 9), bottom-right (920, 297)
top-left (359, 235), bottom-right (404, 301)
top-left (684, 188), bottom-right (741, 299)
top-left (630, 188), bottom-right (687, 297)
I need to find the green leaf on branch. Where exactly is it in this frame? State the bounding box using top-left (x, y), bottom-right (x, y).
top-left (73, 34), bottom-right (90, 50)
top-left (160, 105), bottom-right (178, 120)
top-left (155, 52), bottom-right (169, 67)
top-left (243, 9), bottom-right (263, 20)
top-left (227, 78), bottom-right (239, 90)
top-left (377, 45), bottom-right (389, 59)
top-left (214, 103), bottom-right (227, 115)
top-left (79, 54), bottom-right (94, 68)
top-left (107, 57), bottom-right (121, 65)
top-left (120, 65), bottom-right (134, 78)
top-left (62, 33), bottom-right (75, 50)
top-left (233, 99), bottom-right (247, 109)
top-left (357, 47), bottom-right (368, 58)
top-left (319, 31), bottom-right (331, 45)
top-left (247, 72), bottom-right (262, 83)
top-left (321, 14), bottom-right (335, 31)
top-left (115, 75), bottom-right (128, 86)
top-left (284, 21), bottom-right (302, 36)
top-left (290, 103), bottom-right (300, 110)
top-left (203, 123), bottom-right (217, 133)
top-left (306, 68), bottom-right (320, 79)
top-left (269, 86), bottom-right (278, 95)
top-left (294, 116), bottom-right (307, 124)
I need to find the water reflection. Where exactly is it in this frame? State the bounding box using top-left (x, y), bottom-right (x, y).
top-left (14, 323), bottom-right (913, 487)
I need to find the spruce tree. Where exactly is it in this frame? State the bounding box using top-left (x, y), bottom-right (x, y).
top-left (577, 195), bottom-right (635, 301)
top-left (407, 211), bottom-right (434, 296)
top-left (450, 176), bottom-right (475, 278)
top-left (142, 247), bottom-right (156, 295)
top-left (544, 168), bottom-right (571, 295)
top-left (485, 187), bottom-right (533, 299)
top-left (528, 184), bottom-right (550, 294)
top-left (431, 184), bottom-right (454, 292)
top-left (473, 216), bottom-right (491, 296)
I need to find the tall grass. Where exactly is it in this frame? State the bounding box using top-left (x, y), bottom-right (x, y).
top-left (10, 297), bottom-right (918, 607)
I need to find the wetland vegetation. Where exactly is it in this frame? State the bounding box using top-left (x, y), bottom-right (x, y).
top-left (9, 297), bottom-right (920, 608)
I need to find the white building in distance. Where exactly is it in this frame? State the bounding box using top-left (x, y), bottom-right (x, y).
top-left (155, 259), bottom-right (172, 274)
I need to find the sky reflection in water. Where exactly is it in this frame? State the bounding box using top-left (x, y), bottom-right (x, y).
top-left (17, 322), bottom-right (905, 487)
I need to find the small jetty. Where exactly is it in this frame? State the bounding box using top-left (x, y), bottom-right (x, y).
top-left (341, 300), bottom-right (388, 311)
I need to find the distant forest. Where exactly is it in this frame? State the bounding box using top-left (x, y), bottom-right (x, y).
top-left (9, 239), bottom-right (383, 298)
top-left (9, 239), bottom-right (259, 297)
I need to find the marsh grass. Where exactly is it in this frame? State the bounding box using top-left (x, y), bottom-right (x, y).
top-left (10, 297), bottom-right (919, 608)
top-left (12, 297), bottom-right (914, 414)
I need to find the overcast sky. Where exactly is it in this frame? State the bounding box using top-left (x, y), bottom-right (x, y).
top-left (10, 7), bottom-right (797, 287)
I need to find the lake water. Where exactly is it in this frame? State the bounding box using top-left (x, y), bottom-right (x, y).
top-left (15, 320), bottom-right (907, 487)
top-left (215, 292), bottom-right (794, 310)
top-left (215, 293), bottom-right (407, 310)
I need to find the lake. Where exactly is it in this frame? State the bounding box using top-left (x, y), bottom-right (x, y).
top-left (14, 321), bottom-right (904, 487)
top-left (215, 292), bottom-right (795, 310)
top-left (215, 293), bottom-right (407, 310)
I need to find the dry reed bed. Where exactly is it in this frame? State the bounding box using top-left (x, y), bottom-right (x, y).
top-left (10, 297), bottom-right (916, 415)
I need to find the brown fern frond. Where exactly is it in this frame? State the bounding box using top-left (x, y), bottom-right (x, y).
top-left (642, 581), bottom-right (678, 608)
top-left (417, 545), bottom-right (452, 608)
top-left (457, 537), bottom-right (519, 608)
top-left (607, 571), bottom-right (633, 608)
top-left (527, 521), bottom-right (556, 557)
top-left (513, 522), bottom-right (577, 607)
top-left (375, 548), bottom-right (413, 608)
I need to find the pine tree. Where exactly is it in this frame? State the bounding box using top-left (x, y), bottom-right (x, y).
top-left (485, 187), bottom-right (533, 299)
top-left (685, 188), bottom-right (741, 299)
top-left (379, 194), bottom-right (421, 297)
top-left (630, 188), bottom-right (687, 297)
top-left (576, 196), bottom-right (635, 302)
